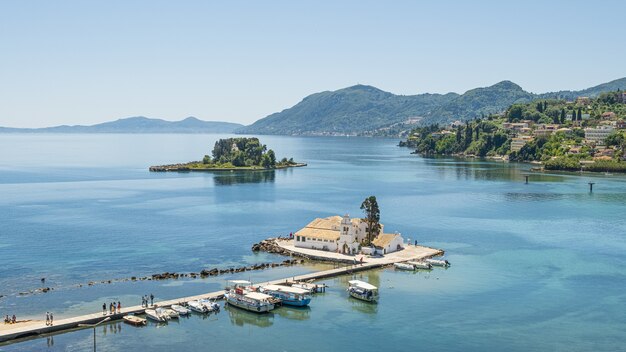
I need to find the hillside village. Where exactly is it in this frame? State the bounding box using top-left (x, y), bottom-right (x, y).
top-left (401, 91), bottom-right (626, 172)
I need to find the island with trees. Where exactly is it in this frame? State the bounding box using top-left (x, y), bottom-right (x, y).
top-left (399, 91), bottom-right (626, 172)
top-left (149, 137), bottom-right (306, 172)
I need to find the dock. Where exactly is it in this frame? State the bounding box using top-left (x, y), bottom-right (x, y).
top-left (0, 244), bottom-right (442, 345)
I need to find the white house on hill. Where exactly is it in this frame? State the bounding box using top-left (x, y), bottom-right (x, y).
top-left (294, 214), bottom-right (404, 255)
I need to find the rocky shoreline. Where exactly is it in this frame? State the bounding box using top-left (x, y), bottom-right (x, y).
top-left (149, 163), bottom-right (307, 172)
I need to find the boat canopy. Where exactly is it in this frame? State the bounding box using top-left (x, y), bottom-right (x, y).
top-left (348, 280), bottom-right (377, 291)
top-left (245, 292), bottom-right (273, 301)
top-left (262, 284), bottom-right (310, 295)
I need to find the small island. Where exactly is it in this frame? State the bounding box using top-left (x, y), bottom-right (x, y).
top-left (150, 137), bottom-right (306, 172)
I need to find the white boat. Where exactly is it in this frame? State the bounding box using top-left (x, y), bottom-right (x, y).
top-left (225, 280), bottom-right (275, 313)
top-left (407, 261), bottom-right (433, 270)
top-left (347, 280), bottom-right (379, 302)
top-left (170, 304), bottom-right (191, 316)
top-left (188, 300), bottom-right (210, 313)
top-left (259, 284), bottom-right (312, 307)
top-left (425, 258), bottom-right (450, 267)
top-left (394, 262), bottom-right (415, 270)
top-left (199, 299), bottom-right (220, 312)
top-left (164, 308), bottom-right (179, 319)
top-left (145, 309), bottom-right (168, 322)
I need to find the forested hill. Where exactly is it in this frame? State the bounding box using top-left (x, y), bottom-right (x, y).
top-left (237, 78), bottom-right (626, 136)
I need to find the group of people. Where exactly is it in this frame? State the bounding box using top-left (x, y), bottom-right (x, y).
top-left (3, 315), bottom-right (17, 324)
top-left (141, 294), bottom-right (154, 308)
top-left (102, 301), bottom-right (121, 315)
top-left (45, 312), bottom-right (54, 326)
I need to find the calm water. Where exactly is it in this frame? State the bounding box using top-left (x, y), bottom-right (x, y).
top-left (1, 134), bottom-right (626, 352)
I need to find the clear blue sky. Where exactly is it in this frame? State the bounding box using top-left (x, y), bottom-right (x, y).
top-left (1, 0), bottom-right (625, 128)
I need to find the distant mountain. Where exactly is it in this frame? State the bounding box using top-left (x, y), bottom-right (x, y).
top-left (237, 78), bottom-right (626, 136)
top-left (0, 116), bottom-right (244, 133)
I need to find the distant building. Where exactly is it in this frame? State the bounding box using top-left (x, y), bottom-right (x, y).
top-left (585, 126), bottom-right (614, 145)
top-left (294, 215), bottom-right (403, 255)
top-left (450, 120), bottom-right (464, 128)
top-left (511, 135), bottom-right (534, 152)
top-left (601, 112), bottom-right (617, 120)
top-left (616, 120), bottom-right (626, 129)
top-left (502, 122), bottom-right (529, 132)
top-left (568, 146), bottom-right (582, 155)
top-left (431, 130), bottom-right (455, 139)
top-left (576, 97), bottom-right (591, 105)
top-left (619, 92), bottom-right (626, 103)
top-left (533, 124), bottom-right (560, 137)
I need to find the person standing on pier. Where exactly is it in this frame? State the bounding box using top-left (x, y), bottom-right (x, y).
top-left (45, 312), bottom-right (50, 326)
top-left (117, 301), bottom-right (121, 313)
top-left (150, 294), bottom-right (154, 306)
top-left (102, 303), bottom-right (106, 315)
top-left (49, 312), bottom-right (53, 326)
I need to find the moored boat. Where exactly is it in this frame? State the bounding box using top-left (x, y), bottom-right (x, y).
top-left (164, 308), bottom-right (179, 319)
top-left (225, 280), bottom-right (275, 313)
top-left (347, 280), bottom-right (378, 303)
top-left (123, 314), bottom-right (147, 326)
top-left (407, 261), bottom-right (433, 270)
top-left (170, 304), bottom-right (191, 316)
top-left (425, 258), bottom-right (450, 267)
top-left (145, 309), bottom-right (168, 322)
top-left (259, 284), bottom-right (312, 307)
top-left (394, 262), bottom-right (415, 271)
top-left (199, 299), bottom-right (220, 312)
top-left (188, 300), bottom-right (210, 313)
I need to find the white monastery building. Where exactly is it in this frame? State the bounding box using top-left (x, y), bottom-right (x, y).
top-left (294, 215), bottom-right (404, 255)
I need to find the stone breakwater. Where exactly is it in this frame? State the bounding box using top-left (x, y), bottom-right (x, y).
top-left (5, 259), bottom-right (303, 300)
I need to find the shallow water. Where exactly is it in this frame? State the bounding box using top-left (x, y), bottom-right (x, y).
top-left (1, 134), bottom-right (625, 351)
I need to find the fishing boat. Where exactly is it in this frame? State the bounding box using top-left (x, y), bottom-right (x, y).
top-left (259, 284), bottom-right (312, 307)
top-left (407, 261), bottom-right (433, 270)
top-left (278, 281), bottom-right (326, 294)
top-left (225, 280), bottom-right (275, 313)
top-left (145, 309), bottom-right (168, 322)
top-left (170, 304), bottom-right (191, 316)
top-left (394, 262), bottom-right (415, 271)
top-left (123, 314), bottom-right (147, 326)
top-left (347, 280), bottom-right (379, 302)
top-left (188, 300), bottom-right (210, 313)
top-left (425, 258), bottom-right (450, 267)
top-left (164, 308), bottom-right (179, 319)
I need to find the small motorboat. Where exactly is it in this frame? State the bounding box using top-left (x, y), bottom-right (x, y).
top-left (123, 314), bottom-right (147, 326)
top-left (347, 280), bottom-right (378, 303)
top-left (394, 262), bottom-right (415, 271)
top-left (259, 284), bottom-right (312, 307)
top-left (188, 300), bottom-right (210, 313)
top-left (170, 304), bottom-right (191, 316)
top-left (200, 299), bottom-right (220, 312)
top-left (164, 308), bottom-right (179, 319)
top-left (407, 261), bottom-right (433, 270)
top-left (145, 309), bottom-right (168, 322)
top-left (425, 258), bottom-right (450, 267)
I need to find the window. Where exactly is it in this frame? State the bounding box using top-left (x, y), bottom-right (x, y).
top-left (296, 236), bottom-right (300, 241)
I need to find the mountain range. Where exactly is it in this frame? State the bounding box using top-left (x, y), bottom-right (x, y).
top-left (237, 77), bottom-right (626, 136)
top-left (2, 78), bottom-right (624, 136)
top-left (0, 116), bottom-right (243, 134)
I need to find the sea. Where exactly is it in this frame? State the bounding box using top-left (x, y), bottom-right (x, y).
top-left (1, 134), bottom-right (625, 352)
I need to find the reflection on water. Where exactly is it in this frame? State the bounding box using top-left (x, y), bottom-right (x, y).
top-left (227, 305), bottom-right (274, 328)
top-left (273, 305), bottom-right (311, 321)
top-left (213, 170), bottom-right (275, 186)
top-left (101, 322), bottom-right (123, 336)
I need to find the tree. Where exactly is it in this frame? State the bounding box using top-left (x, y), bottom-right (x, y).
top-left (267, 149), bottom-right (276, 167)
top-left (360, 196), bottom-right (381, 246)
top-left (577, 107), bottom-right (582, 121)
top-left (560, 109), bottom-right (566, 124)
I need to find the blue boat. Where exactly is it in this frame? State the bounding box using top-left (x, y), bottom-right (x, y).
top-left (259, 284), bottom-right (312, 307)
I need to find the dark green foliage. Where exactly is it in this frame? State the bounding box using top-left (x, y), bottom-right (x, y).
top-left (210, 138), bottom-right (281, 168)
top-left (360, 196), bottom-right (381, 245)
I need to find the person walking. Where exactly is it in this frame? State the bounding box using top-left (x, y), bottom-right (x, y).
top-left (150, 294), bottom-right (154, 306)
top-left (45, 312), bottom-right (50, 326)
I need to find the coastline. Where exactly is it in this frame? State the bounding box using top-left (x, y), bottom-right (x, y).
top-left (149, 163), bottom-right (307, 172)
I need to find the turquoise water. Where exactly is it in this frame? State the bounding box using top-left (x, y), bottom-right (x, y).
top-left (1, 134), bottom-right (626, 351)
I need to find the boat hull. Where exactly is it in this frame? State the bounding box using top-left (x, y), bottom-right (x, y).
top-left (348, 291), bottom-right (377, 302)
top-left (226, 297), bottom-right (274, 313)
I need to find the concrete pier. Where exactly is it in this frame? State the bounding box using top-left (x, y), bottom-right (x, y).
top-left (0, 245), bottom-right (442, 345)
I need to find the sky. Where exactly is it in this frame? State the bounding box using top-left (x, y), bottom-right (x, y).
top-left (1, 0), bottom-right (625, 128)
